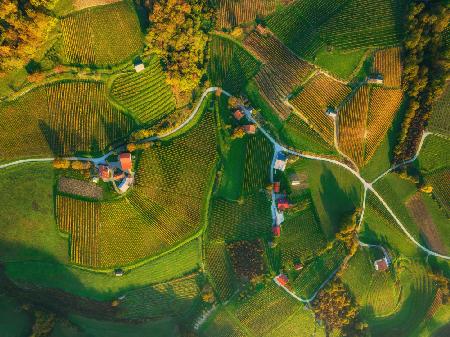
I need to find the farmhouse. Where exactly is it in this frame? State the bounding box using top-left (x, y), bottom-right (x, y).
top-left (275, 274), bottom-right (289, 286)
top-left (117, 176), bottom-right (134, 193)
top-left (273, 181), bottom-right (280, 193)
top-left (272, 225), bottom-right (281, 237)
top-left (374, 257), bottom-right (390, 271)
top-left (118, 153), bottom-right (132, 172)
top-left (233, 109), bottom-right (245, 120)
top-left (98, 165), bottom-right (111, 181)
top-left (274, 152), bottom-right (287, 171)
top-left (134, 62), bottom-right (145, 72)
top-left (367, 75), bottom-right (384, 85)
top-left (277, 198), bottom-right (289, 211)
top-left (243, 124), bottom-right (256, 134)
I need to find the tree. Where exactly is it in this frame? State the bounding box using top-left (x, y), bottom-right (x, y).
top-left (71, 160), bottom-right (91, 170)
top-left (231, 127), bottom-right (245, 139)
top-left (53, 159), bottom-right (71, 169)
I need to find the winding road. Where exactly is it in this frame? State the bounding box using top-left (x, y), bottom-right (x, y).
top-left (1, 87), bottom-right (449, 263)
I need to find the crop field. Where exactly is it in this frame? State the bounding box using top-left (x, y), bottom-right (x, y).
top-left (119, 273), bottom-right (203, 320)
top-left (283, 114), bottom-right (338, 155)
top-left (242, 133), bottom-right (273, 194)
top-left (266, 0), bottom-right (348, 59)
top-left (292, 241), bottom-right (346, 298)
top-left (428, 81), bottom-right (450, 135)
top-left (201, 307), bottom-right (247, 337)
top-left (56, 196), bottom-right (100, 267)
top-left (110, 55), bottom-right (176, 124)
top-left (60, 1), bottom-right (143, 65)
top-left (208, 35), bottom-right (261, 95)
top-left (318, 0), bottom-right (406, 50)
top-left (337, 85), bottom-right (369, 167)
top-left (418, 135), bottom-right (450, 174)
top-left (216, 0), bottom-right (277, 28)
top-left (342, 248), bottom-right (400, 317)
top-left (208, 194), bottom-right (272, 242)
top-left (364, 88), bottom-right (403, 162)
top-left (244, 32), bottom-right (315, 118)
top-left (73, 0), bottom-right (121, 11)
top-left (280, 204), bottom-right (327, 263)
top-left (204, 241), bottom-right (237, 301)
top-left (373, 47), bottom-right (402, 88)
top-left (270, 307), bottom-right (325, 337)
top-left (290, 73), bottom-right (351, 144)
top-left (425, 169), bottom-right (450, 216)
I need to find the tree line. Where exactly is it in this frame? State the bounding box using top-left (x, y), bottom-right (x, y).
top-left (0, 0), bottom-right (56, 74)
top-left (394, 0), bottom-right (449, 163)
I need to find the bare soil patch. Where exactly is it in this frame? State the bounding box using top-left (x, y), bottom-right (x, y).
top-left (58, 177), bottom-right (103, 200)
top-left (406, 193), bottom-right (448, 254)
top-left (73, 0), bottom-right (121, 11)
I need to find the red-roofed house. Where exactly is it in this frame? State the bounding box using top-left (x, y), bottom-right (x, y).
top-left (276, 274), bottom-right (289, 286)
top-left (277, 199), bottom-right (289, 211)
top-left (374, 257), bottom-right (389, 271)
top-left (233, 110), bottom-right (245, 120)
top-left (98, 165), bottom-right (111, 181)
top-left (243, 124), bottom-right (256, 134)
top-left (272, 225), bottom-right (281, 237)
top-left (119, 153), bottom-right (132, 172)
top-left (273, 181), bottom-right (280, 193)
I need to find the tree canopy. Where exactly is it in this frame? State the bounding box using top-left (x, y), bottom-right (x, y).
top-left (0, 0), bottom-right (56, 73)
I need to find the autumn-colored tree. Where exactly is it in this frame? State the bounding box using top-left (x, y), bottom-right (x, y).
top-left (71, 160), bottom-right (91, 170)
top-left (228, 96), bottom-right (239, 108)
top-left (53, 158), bottom-right (71, 169)
top-left (231, 127), bottom-right (245, 139)
top-left (145, 0), bottom-right (214, 98)
top-left (336, 209), bottom-right (361, 257)
top-left (0, 1), bottom-right (56, 72)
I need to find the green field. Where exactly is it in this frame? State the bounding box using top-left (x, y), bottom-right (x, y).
top-left (417, 135), bottom-right (450, 174)
top-left (314, 47), bottom-right (368, 80)
top-left (208, 34), bottom-right (261, 95)
top-left (110, 55), bottom-right (176, 124)
top-left (60, 1), bottom-right (143, 65)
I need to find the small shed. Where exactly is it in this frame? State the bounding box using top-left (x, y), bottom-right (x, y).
top-left (243, 124), bottom-right (256, 134)
top-left (275, 210), bottom-right (284, 226)
top-left (325, 107), bottom-right (337, 118)
top-left (134, 62), bottom-right (145, 73)
top-left (272, 225), bottom-right (281, 237)
top-left (273, 181), bottom-right (280, 193)
top-left (98, 165), bottom-right (111, 181)
top-left (114, 268), bottom-right (124, 277)
top-left (277, 198), bottom-right (289, 211)
top-left (294, 263), bottom-right (303, 271)
top-left (233, 109), bottom-right (245, 120)
top-left (367, 75), bottom-right (383, 85)
top-left (289, 173), bottom-right (300, 186)
top-left (374, 257), bottom-right (389, 271)
top-left (276, 274), bottom-right (289, 286)
top-left (118, 153), bottom-right (132, 172)
top-left (274, 152), bottom-right (287, 171)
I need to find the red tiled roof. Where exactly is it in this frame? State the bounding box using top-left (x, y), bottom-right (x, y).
top-left (233, 110), bottom-right (244, 120)
top-left (277, 199), bottom-right (289, 210)
top-left (276, 274), bottom-right (289, 286)
top-left (243, 124), bottom-right (256, 134)
top-left (272, 226), bottom-right (281, 237)
top-left (98, 165), bottom-right (110, 179)
top-left (374, 258), bottom-right (389, 271)
top-left (273, 182), bottom-right (280, 193)
top-left (119, 153), bottom-right (132, 171)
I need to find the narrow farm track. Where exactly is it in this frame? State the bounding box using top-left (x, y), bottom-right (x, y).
top-left (1, 87), bottom-right (449, 262)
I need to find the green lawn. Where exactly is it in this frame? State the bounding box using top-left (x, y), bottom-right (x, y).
top-left (361, 133), bottom-right (392, 181)
top-left (0, 292), bottom-right (32, 337)
top-left (314, 47), bottom-right (368, 80)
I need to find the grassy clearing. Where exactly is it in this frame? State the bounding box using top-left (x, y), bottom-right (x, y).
top-left (0, 292), bottom-right (32, 337)
top-left (314, 47), bottom-right (368, 80)
top-left (110, 55), bottom-right (176, 125)
top-left (60, 1), bottom-right (143, 65)
top-left (361, 133), bottom-right (392, 181)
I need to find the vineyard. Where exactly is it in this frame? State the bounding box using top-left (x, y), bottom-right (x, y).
top-left (270, 307), bottom-right (324, 337)
top-left (242, 133), bottom-right (273, 195)
top-left (266, 0), bottom-right (348, 59)
top-left (201, 308), bottom-right (247, 337)
top-left (425, 170), bottom-right (450, 216)
top-left (373, 47), bottom-right (403, 88)
top-left (337, 85), bottom-right (369, 167)
top-left (208, 35), bottom-right (261, 95)
top-left (46, 81), bottom-right (135, 155)
top-left (292, 241), bottom-right (347, 298)
top-left (119, 273), bottom-right (203, 320)
top-left (280, 204), bottom-right (327, 263)
top-left (110, 56), bottom-right (176, 124)
top-left (290, 73), bottom-right (351, 144)
top-left (60, 1), bottom-right (143, 65)
top-left (318, 0), bottom-right (406, 50)
top-left (418, 135), bottom-right (450, 174)
top-left (56, 196), bottom-right (100, 267)
top-left (0, 87), bottom-right (51, 162)
top-left (428, 81), bottom-right (450, 135)
top-left (204, 241), bottom-right (237, 301)
top-left (244, 32), bottom-right (315, 118)
top-left (216, 0), bottom-right (276, 28)
top-left (364, 88), bottom-right (403, 162)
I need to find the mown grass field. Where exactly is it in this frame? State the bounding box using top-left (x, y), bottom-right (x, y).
top-left (314, 47), bottom-right (368, 80)
top-left (110, 55), bottom-right (176, 125)
top-left (60, 1), bottom-right (143, 65)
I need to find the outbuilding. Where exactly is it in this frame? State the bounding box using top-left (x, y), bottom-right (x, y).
top-left (118, 153), bottom-right (132, 172)
top-left (98, 165), bottom-right (111, 181)
top-left (272, 225), bottom-right (281, 237)
top-left (233, 109), bottom-right (245, 121)
top-left (134, 62), bottom-right (145, 73)
top-left (274, 152), bottom-right (287, 171)
top-left (277, 199), bottom-right (289, 211)
top-left (276, 274), bottom-right (289, 286)
top-left (243, 124), bottom-right (256, 134)
top-left (273, 181), bottom-right (280, 193)
top-left (374, 257), bottom-right (389, 271)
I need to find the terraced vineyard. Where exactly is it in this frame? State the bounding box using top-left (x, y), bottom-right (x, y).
top-left (244, 31), bottom-right (315, 118)
top-left (428, 81), bottom-right (450, 135)
top-left (60, 1), bottom-right (143, 65)
top-left (208, 35), bottom-right (261, 95)
top-left (110, 56), bottom-right (176, 124)
top-left (373, 47), bottom-right (403, 88)
top-left (365, 88), bottom-right (403, 162)
top-left (280, 204), bottom-right (327, 263)
top-left (290, 73), bottom-right (351, 144)
top-left (319, 0), bottom-right (406, 50)
top-left (216, 0), bottom-right (276, 28)
top-left (337, 85), bottom-right (369, 167)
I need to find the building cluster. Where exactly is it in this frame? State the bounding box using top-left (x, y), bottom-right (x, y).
top-left (272, 152), bottom-right (288, 237)
top-left (97, 152), bottom-right (134, 194)
top-left (232, 108), bottom-right (257, 135)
